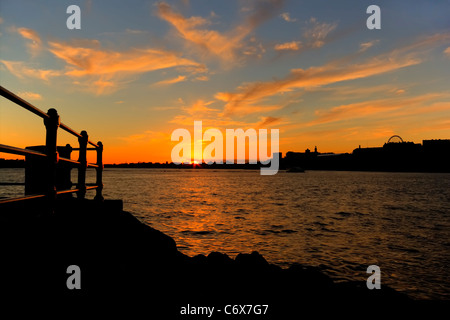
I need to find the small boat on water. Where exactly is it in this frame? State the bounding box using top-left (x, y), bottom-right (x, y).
top-left (287, 166), bottom-right (305, 173)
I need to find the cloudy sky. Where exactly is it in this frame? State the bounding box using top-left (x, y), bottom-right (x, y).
top-left (1, 0), bottom-right (450, 163)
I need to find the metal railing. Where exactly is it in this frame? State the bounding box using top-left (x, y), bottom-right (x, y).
top-left (0, 85), bottom-right (103, 207)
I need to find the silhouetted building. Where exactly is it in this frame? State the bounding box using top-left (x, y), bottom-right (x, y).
top-left (285, 136), bottom-right (450, 172)
top-left (91, 136), bottom-right (450, 173)
top-left (285, 148), bottom-right (318, 170)
top-left (422, 139), bottom-right (450, 172)
top-left (423, 139), bottom-right (450, 154)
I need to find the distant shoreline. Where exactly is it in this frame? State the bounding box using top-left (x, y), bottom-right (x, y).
top-left (1, 159), bottom-right (450, 173)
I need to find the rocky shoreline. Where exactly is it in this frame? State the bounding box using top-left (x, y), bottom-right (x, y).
top-left (1, 199), bottom-right (413, 316)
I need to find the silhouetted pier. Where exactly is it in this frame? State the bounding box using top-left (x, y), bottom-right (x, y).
top-left (0, 86), bottom-right (104, 211)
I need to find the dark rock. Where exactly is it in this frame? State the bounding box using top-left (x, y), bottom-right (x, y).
top-left (192, 253), bottom-right (208, 264)
top-left (287, 264), bottom-right (334, 289)
top-left (235, 251), bottom-right (270, 270)
top-left (334, 280), bottom-right (412, 302)
top-left (207, 251), bottom-right (234, 271)
top-left (0, 199), bottom-right (413, 316)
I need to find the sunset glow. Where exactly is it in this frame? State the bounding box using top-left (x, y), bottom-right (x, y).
top-left (1, 1), bottom-right (450, 306)
top-left (1, 1), bottom-right (449, 163)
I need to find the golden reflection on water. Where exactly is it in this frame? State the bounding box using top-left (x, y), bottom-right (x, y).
top-left (100, 169), bottom-right (450, 300)
top-left (2, 167), bottom-right (449, 299)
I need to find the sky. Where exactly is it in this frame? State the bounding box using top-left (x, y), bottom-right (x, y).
top-left (1, 0), bottom-right (450, 164)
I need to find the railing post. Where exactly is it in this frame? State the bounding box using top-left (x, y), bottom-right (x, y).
top-left (94, 141), bottom-right (104, 201)
top-left (77, 130), bottom-right (88, 199)
top-left (44, 108), bottom-right (60, 209)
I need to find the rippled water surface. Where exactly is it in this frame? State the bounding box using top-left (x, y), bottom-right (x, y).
top-left (2, 168), bottom-right (450, 299)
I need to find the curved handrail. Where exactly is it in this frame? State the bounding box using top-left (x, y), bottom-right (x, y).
top-left (0, 86), bottom-right (104, 207)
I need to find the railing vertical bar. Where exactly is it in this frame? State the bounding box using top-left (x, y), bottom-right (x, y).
top-left (77, 131), bottom-right (88, 199)
top-left (94, 141), bottom-right (104, 201)
top-left (43, 108), bottom-right (60, 211)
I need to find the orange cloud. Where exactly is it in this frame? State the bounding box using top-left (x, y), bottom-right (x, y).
top-left (156, 2), bottom-right (245, 62)
top-left (274, 41), bottom-right (302, 51)
top-left (17, 91), bottom-right (42, 100)
top-left (444, 47), bottom-right (450, 58)
top-left (280, 12), bottom-right (296, 23)
top-left (218, 33), bottom-right (450, 116)
top-left (383, 99), bottom-right (450, 120)
top-left (16, 27), bottom-right (42, 56)
top-left (169, 99), bottom-right (259, 128)
top-left (256, 116), bottom-right (282, 127)
top-left (359, 40), bottom-right (379, 53)
top-left (1, 60), bottom-right (61, 80)
top-left (310, 93), bottom-right (450, 126)
top-left (153, 75), bottom-right (187, 86)
top-left (156, 1), bottom-right (284, 63)
top-left (3, 26), bottom-right (205, 94)
top-left (308, 84), bottom-right (409, 101)
top-left (273, 17), bottom-right (337, 55)
top-left (195, 75), bottom-right (209, 81)
top-left (218, 57), bottom-right (420, 116)
top-left (92, 79), bottom-right (116, 95)
top-left (182, 99), bottom-right (217, 115)
top-left (413, 118), bottom-right (450, 133)
top-left (48, 41), bottom-right (202, 77)
top-left (46, 39), bottom-right (204, 94)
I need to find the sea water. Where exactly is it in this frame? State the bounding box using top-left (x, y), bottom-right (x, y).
top-left (2, 168), bottom-right (449, 299)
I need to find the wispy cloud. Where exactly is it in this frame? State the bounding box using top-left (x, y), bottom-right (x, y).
top-left (308, 84), bottom-right (409, 101)
top-left (273, 17), bottom-right (336, 55)
top-left (125, 28), bottom-right (148, 35)
top-left (444, 47), bottom-right (450, 58)
top-left (195, 75), bottom-right (209, 81)
top-left (153, 75), bottom-right (187, 86)
top-left (18, 91), bottom-right (42, 100)
top-left (242, 37), bottom-right (266, 58)
top-left (2, 24), bottom-right (206, 95)
top-left (280, 12), bottom-right (296, 23)
top-left (181, 99), bottom-right (217, 116)
top-left (359, 40), bottom-right (379, 52)
top-left (218, 56), bottom-right (419, 116)
top-left (309, 93), bottom-right (450, 126)
top-left (256, 116), bottom-right (282, 127)
top-left (217, 33), bottom-right (450, 116)
top-left (46, 39), bottom-right (204, 94)
top-left (303, 17), bottom-right (337, 48)
top-left (413, 117), bottom-right (450, 133)
top-left (92, 79), bottom-right (116, 95)
top-left (156, 2), bottom-right (242, 63)
top-left (48, 40), bottom-right (202, 77)
top-left (1, 60), bottom-right (61, 80)
top-left (165, 99), bottom-right (219, 126)
top-left (169, 99), bottom-right (269, 128)
top-left (156, 0), bottom-right (284, 63)
top-left (16, 27), bottom-right (42, 56)
top-left (274, 41), bottom-right (302, 51)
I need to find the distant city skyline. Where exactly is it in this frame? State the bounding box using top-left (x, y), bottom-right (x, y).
top-left (1, 0), bottom-right (450, 163)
